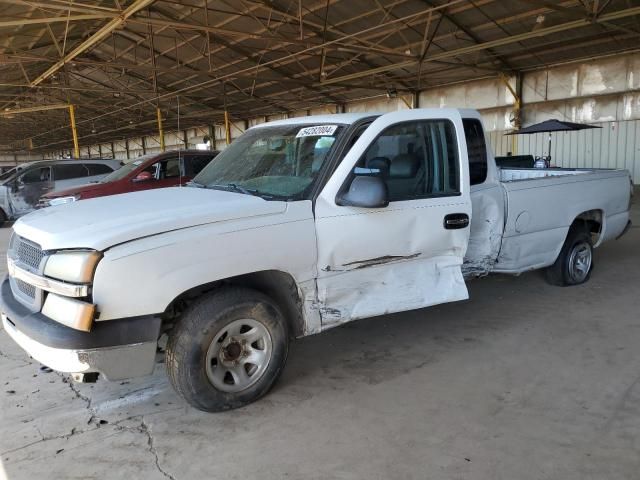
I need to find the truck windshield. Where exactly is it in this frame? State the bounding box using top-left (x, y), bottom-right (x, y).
top-left (100, 153), bottom-right (156, 183)
top-left (193, 124), bottom-right (344, 200)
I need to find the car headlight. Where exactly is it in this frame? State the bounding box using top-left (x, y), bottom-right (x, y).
top-left (49, 195), bottom-right (80, 206)
top-left (44, 251), bottom-right (102, 284)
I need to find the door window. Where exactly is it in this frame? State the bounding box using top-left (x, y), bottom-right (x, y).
top-left (462, 119), bottom-right (488, 185)
top-left (351, 120), bottom-right (460, 201)
top-left (159, 158), bottom-right (180, 179)
top-left (54, 164), bottom-right (89, 180)
top-left (20, 167), bottom-right (51, 184)
top-left (86, 163), bottom-right (114, 175)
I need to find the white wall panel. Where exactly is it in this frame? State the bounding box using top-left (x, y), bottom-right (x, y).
top-left (345, 97), bottom-right (404, 113)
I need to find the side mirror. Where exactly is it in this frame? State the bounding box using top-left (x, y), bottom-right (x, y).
top-left (336, 175), bottom-right (389, 208)
top-left (133, 171), bottom-right (154, 183)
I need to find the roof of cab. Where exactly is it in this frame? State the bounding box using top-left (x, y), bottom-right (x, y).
top-left (250, 113), bottom-right (379, 129)
top-left (247, 108), bottom-right (481, 131)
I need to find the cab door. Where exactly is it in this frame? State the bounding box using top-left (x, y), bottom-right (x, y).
top-left (128, 156), bottom-right (180, 192)
top-left (313, 110), bottom-right (472, 328)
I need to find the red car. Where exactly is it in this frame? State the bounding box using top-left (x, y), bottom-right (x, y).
top-left (42, 150), bottom-right (218, 206)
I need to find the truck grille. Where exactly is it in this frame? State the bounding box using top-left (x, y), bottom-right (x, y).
top-left (15, 279), bottom-right (36, 299)
top-left (14, 235), bottom-right (45, 270)
top-left (8, 233), bottom-right (47, 311)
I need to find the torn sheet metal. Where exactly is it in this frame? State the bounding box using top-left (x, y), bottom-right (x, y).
top-left (316, 255), bottom-right (469, 329)
top-left (463, 185), bottom-right (504, 277)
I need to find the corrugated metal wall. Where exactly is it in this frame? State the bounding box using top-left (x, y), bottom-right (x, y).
top-left (489, 119), bottom-right (640, 183)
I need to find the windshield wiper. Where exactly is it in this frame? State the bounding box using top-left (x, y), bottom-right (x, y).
top-left (206, 183), bottom-right (284, 200)
top-left (187, 180), bottom-right (205, 188)
top-left (208, 183), bottom-right (262, 196)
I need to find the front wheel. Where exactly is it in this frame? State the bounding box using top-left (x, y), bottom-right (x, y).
top-left (544, 225), bottom-right (594, 286)
top-left (166, 287), bottom-right (289, 412)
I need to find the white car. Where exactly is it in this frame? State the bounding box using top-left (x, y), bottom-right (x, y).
top-left (0, 109), bottom-right (632, 411)
top-left (0, 159), bottom-right (122, 223)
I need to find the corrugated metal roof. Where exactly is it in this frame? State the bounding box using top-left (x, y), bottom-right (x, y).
top-left (0, 0), bottom-right (639, 153)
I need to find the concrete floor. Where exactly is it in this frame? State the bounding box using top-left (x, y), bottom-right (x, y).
top-left (1, 206), bottom-right (639, 480)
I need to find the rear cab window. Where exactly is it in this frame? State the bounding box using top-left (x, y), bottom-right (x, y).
top-left (462, 119), bottom-right (488, 185)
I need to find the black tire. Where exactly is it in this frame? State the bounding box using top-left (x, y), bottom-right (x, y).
top-left (544, 224), bottom-right (594, 286)
top-left (0, 208), bottom-right (6, 228)
top-left (166, 286), bottom-right (289, 412)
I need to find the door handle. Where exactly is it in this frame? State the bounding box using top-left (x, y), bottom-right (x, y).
top-left (443, 213), bottom-right (469, 229)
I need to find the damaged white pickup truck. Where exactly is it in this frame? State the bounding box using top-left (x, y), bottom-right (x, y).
top-left (1, 109), bottom-right (632, 411)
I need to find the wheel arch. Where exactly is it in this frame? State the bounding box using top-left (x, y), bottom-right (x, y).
top-left (571, 209), bottom-right (603, 245)
top-left (163, 269), bottom-right (306, 339)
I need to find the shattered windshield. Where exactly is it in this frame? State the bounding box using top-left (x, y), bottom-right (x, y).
top-left (193, 124), bottom-right (344, 200)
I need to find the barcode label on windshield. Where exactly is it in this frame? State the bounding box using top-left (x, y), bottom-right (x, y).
top-left (296, 125), bottom-right (338, 138)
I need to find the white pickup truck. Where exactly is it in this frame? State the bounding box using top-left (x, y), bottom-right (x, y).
top-left (1, 109), bottom-right (632, 412)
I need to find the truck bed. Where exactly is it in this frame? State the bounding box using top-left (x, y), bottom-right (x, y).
top-left (500, 167), bottom-right (594, 182)
top-left (494, 167), bottom-right (631, 274)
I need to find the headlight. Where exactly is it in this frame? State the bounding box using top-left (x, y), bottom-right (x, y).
top-left (44, 251), bottom-right (102, 284)
top-left (49, 195), bottom-right (80, 206)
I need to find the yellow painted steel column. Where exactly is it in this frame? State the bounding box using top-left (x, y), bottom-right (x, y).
top-left (224, 110), bottom-right (231, 145)
top-left (68, 104), bottom-right (80, 159)
top-left (156, 107), bottom-right (165, 152)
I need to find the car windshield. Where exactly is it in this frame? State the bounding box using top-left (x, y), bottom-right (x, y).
top-left (193, 123), bottom-right (344, 200)
top-left (101, 153), bottom-right (156, 182)
top-left (0, 167), bottom-right (17, 183)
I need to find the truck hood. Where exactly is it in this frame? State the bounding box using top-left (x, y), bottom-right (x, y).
top-left (13, 187), bottom-right (287, 251)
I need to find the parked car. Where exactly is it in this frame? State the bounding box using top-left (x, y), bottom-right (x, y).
top-left (0, 159), bottom-right (122, 223)
top-left (0, 109), bottom-right (632, 412)
top-left (41, 150), bottom-right (219, 206)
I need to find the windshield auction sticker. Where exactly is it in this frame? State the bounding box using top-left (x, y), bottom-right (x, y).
top-left (296, 125), bottom-right (338, 138)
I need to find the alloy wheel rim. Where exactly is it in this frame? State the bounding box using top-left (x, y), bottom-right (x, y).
top-left (205, 318), bottom-right (273, 393)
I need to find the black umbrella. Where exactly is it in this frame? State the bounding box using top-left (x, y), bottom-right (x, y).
top-left (505, 119), bottom-right (601, 159)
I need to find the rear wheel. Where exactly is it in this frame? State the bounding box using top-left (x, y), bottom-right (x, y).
top-left (166, 287), bottom-right (288, 412)
top-left (544, 225), bottom-right (593, 286)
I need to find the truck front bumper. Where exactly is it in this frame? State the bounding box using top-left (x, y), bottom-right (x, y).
top-left (0, 275), bottom-right (161, 381)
